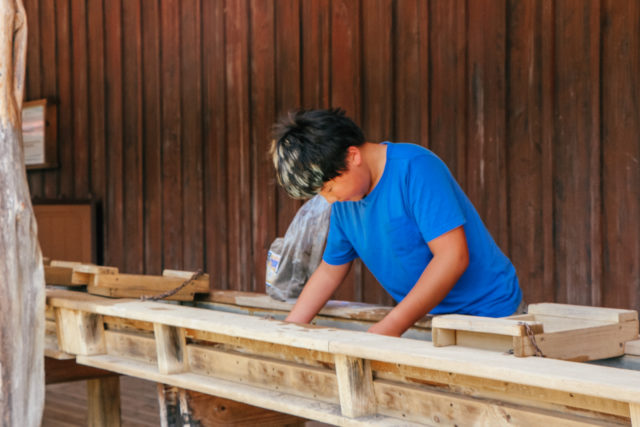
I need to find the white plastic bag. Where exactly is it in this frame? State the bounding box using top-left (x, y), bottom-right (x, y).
top-left (265, 195), bottom-right (332, 301)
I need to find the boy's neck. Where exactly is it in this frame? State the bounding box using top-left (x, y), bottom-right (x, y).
top-left (360, 142), bottom-right (388, 195)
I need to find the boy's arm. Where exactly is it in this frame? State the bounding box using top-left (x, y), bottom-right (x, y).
top-left (368, 226), bottom-right (469, 337)
top-left (285, 260), bottom-right (352, 324)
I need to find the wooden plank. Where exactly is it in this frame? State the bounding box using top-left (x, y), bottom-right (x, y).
top-left (105, 330), bottom-right (157, 364)
top-left (553, 0), bottom-right (601, 305)
top-left (429, 0), bottom-right (467, 186)
top-left (250, 0), bottom-right (277, 294)
top-left (467, 0), bottom-right (508, 249)
top-left (202, 0), bottom-right (228, 290)
top-left (528, 303), bottom-right (638, 323)
top-left (431, 328), bottom-right (456, 347)
top-left (71, 0), bottom-right (90, 197)
top-left (87, 0), bottom-right (107, 260)
top-left (601, 0), bottom-right (640, 312)
top-left (188, 344), bottom-right (337, 404)
top-left (122, 0), bottom-right (144, 274)
top-left (275, 0), bottom-right (302, 238)
top-left (89, 273), bottom-right (209, 300)
top-left (371, 361), bottom-right (630, 419)
top-left (44, 266), bottom-right (75, 286)
top-left (374, 379), bottom-right (620, 427)
top-left (506, 0), bottom-right (548, 305)
top-left (78, 354), bottom-right (421, 426)
top-left (514, 321), bottom-right (639, 361)
top-left (160, 0), bottom-right (183, 270)
top-left (225, 0), bottom-right (251, 290)
top-left (433, 314), bottom-right (544, 336)
top-left (39, 0), bottom-right (58, 198)
top-left (154, 324), bottom-right (186, 374)
top-left (104, 0), bottom-right (124, 269)
top-left (334, 355), bottom-right (376, 418)
top-left (141, 0), bottom-right (163, 275)
top-left (180, 0), bottom-right (204, 273)
top-left (55, 0), bottom-right (73, 197)
top-left (55, 308), bottom-right (106, 355)
top-left (87, 376), bottom-right (121, 427)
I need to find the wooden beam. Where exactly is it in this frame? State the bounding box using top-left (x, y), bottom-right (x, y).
top-left (55, 308), bottom-right (105, 355)
top-left (335, 355), bottom-right (376, 418)
top-left (154, 324), bottom-right (187, 374)
top-left (630, 403), bottom-right (640, 427)
top-left (87, 376), bottom-right (121, 427)
top-left (626, 339), bottom-right (640, 356)
top-left (528, 303), bottom-right (638, 323)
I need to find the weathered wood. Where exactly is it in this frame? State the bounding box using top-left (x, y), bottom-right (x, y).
top-left (55, 308), bottom-right (106, 355)
top-left (0, 0), bottom-right (45, 425)
top-left (631, 403), bottom-right (640, 427)
top-left (154, 324), bottom-right (186, 374)
top-left (334, 355), bottom-right (376, 418)
top-left (87, 376), bottom-right (121, 427)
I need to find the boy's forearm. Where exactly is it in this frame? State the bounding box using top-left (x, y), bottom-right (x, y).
top-left (285, 260), bottom-right (351, 324)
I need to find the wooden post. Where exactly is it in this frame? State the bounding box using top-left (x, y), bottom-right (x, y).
top-left (0, 0), bottom-right (46, 426)
top-left (334, 354), bottom-right (376, 418)
top-left (153, 324), bottom-right (187, 374)
top-left (87, 377), bottom-right (121, 427)
top-left (55, 308), bottom-right (106, 355)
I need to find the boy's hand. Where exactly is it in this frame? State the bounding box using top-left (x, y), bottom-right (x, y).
top-left (367, 320), bottom-right (403, 337)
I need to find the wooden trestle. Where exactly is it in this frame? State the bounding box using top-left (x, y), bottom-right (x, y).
top-left (46, 289), bottom-right (640, 426)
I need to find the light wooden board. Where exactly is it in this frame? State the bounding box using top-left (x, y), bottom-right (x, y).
top-left (77, 354), bottom-right (420, 427)
top-left (626, 339), bottom-right (640, 356)
top-left (47, 289), bottom-right (640, 406)
top-left (527, 303), bottom-right (638, 323)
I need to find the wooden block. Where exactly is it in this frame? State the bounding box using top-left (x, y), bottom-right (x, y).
top-left (55, 308), bottom-right (106, 355)
top-left (87, 376), bottom-right (121, 427)
top-left (154, 324), bottom-right (187, 374)
top-left (334, 354), bottom-right (376, 418)
top-left (625, 339), bottom-right (640, 356)
top-left (105, 330), bottom-right (157, 364)
top-left (433, 314), bottom-right (544, 336)
top-left (44, 265), bottom-right (75, 285)
top-left (528, 303), bottom-right (638, 323)
top-left (432, 327), bottom-right (456, 347)
top-left (514, 321), bottom-right (639, 361)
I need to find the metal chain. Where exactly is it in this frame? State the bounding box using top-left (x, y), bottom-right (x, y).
top-left (140, 269), bottom-right (204, 301)
top-left (519, 321), bottom-right (545, 357)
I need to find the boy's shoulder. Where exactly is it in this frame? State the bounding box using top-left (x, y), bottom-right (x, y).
top-left (386, 142), bottom-right (444, 169)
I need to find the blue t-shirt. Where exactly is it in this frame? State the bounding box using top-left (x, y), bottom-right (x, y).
top-left (323, 142), bottom-right (521, 316)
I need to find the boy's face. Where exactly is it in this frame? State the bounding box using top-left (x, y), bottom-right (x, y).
top-left (319, 147), bottom-right (370, 203)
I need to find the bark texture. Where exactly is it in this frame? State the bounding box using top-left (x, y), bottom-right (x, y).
top-left (0, 0), bottom-right (45, 426)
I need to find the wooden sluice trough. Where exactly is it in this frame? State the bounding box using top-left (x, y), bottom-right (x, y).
top-left (45, 281), bottom-right (640, 427)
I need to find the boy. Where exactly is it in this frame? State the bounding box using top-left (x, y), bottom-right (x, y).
top-left (271, 109), bottom-right (522, 337)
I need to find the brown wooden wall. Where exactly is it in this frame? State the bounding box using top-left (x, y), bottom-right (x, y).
top-left (23, 0), bottom-right (640, 311)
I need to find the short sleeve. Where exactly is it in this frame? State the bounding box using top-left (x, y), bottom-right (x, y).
top-left (407, 154), bottom-right (466, 243)
top-left (322, 206), bottom-right (358, 265)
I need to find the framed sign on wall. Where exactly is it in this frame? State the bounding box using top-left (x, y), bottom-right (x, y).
top-left (22, 99), bottom-right (57, 169)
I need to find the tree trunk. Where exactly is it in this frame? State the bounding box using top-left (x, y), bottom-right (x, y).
top-left (0, 0), bottom-right (45, 426)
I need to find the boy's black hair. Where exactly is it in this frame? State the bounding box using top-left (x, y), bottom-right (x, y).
top-left (271, 108), bottom-right (364, 199)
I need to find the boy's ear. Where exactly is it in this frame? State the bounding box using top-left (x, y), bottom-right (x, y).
top-left (346, 146), bottom-right (362, 166)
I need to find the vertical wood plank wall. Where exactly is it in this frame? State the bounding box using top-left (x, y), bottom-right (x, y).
top-left (23, 0), bottom-right (640, 311)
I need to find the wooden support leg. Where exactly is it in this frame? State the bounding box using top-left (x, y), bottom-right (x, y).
top-left (631, 403), bottom-right (640, 426)
top-left (432, 327), bottom-right (456, 347)
top-left (334, 354), bottom-right (376, 418)
top-left (87, 376), bottom-right (121, 427)
top-left (55, 308), bottom-right (105, 355)
top-left (154, 324), bottom-right (186, 374)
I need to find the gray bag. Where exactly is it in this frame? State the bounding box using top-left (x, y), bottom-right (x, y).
top-left (265, 195), bottom-right (332, 301)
